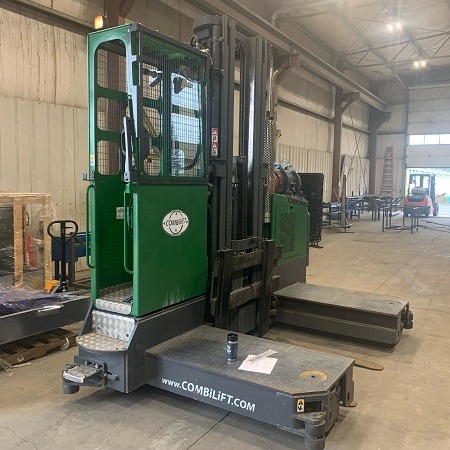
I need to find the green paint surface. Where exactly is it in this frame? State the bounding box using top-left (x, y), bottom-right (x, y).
top-left (131, 185), bottom-right (208, 316)
top-left (271, 194), bottom-right (310, 264)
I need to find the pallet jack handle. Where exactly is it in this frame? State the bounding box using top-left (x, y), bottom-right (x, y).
top-left (47, 220), bottom-right (79, 292)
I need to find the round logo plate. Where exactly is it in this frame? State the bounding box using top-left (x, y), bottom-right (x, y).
top-left (162, 210), bottom-right (189, 236)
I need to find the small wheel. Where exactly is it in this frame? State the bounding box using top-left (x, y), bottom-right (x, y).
top-left (63, 383), bottom-right (80, 395)
top-left (425, 207), bottom-right (430, 218)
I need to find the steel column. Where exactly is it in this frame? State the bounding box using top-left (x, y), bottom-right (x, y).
top-left (331, 87), bottom-right (343, 202)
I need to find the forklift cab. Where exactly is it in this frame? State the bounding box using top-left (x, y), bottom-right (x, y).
top-left (404, 173), bottom-right (438, 217)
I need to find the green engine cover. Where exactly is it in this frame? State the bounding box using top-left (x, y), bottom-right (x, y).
top-left (270, 193), bottom-right (309, 264)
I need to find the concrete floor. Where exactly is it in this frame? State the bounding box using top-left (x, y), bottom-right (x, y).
top-left (2, 212), bottom-right (450, 450)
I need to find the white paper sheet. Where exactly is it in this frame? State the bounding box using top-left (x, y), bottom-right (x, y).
top-left (238, 355), bottom-right (278, 374)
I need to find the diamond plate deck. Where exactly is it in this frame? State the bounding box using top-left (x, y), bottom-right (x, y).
top-left (77, 332), bottom-right (128, 352)
top-left (63, 365), bottom-right (100, 383)
top-left (96, 282), bottom-right (133, 315)
top-left (92, 310), bottom-right (135, 341)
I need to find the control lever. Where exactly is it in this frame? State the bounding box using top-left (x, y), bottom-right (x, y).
top-left (122, 116), bottom-right (137, 183)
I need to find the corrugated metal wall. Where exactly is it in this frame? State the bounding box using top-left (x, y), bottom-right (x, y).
top-left (0, 6), bottom-right (89, 243)
top-left (408, 86), bottom-right (450, 134)
top-left (278, 144), bottom-right (333, 201)
top-left (0, 96), bottom-right (88, 229)
top-left (0, 8), bottom-right (88, 108)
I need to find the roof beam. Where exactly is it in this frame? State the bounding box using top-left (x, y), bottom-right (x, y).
top-left (336, 10), bottom-right (391, 72)
top-left (186, 0), bottom-right (387, 110)
top-left (344, 32), bottom-right (450, 56)
top-left (355, 53), bottom-right (450, 69)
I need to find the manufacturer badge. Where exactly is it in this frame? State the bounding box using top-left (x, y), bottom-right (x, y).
top-left (162, 210), bottom-right (189, 236)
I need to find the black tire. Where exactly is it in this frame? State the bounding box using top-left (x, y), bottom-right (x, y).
top-left (404, 211), bottom-right (409, 217)
top-left (425, 207), bottom-right (430, 218)
top-left (433, 205), bottom-right (439, 216)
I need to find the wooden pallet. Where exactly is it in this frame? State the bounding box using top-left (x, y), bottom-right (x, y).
top-left (0, 328), bottom-right (77, 366)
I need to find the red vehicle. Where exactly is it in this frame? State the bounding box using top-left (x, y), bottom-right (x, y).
top-left (403, 173), bottom-right (439, 217)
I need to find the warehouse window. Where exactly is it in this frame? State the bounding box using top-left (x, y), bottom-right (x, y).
top-left (409, 135), bottom-right (424, 145)
top-left (409, 134), bottom-right (450, 145)
top-left (424, 134), bottom-right (439, 145)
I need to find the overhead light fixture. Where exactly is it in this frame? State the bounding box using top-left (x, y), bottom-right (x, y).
top-left (94, 15), bottom-right (107, 30)
top-left (386, 21), bottom-right (402, 32)
top-left (413, 59), bottom-right (427, 69)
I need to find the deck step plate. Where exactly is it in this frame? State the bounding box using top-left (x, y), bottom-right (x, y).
top-left (92, 310), bottom-right (135, 341)
top-left (77, 332), bottom-right (128, 352)
top-left (63, 365), bottom-right (101, 383)
top-left (95, 282), bottom-right (133, 315)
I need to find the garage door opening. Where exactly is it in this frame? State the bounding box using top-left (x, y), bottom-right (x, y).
top-left (405, 168), bottom-right (450, 218)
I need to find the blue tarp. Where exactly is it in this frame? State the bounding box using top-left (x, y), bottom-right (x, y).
top-left (0, 288), bottom-right (64, 316)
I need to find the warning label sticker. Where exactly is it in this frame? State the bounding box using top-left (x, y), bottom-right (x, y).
top-left (211, 128), bottom-right (219, 156)
top-left (296, 398), bottom-right (305, 413)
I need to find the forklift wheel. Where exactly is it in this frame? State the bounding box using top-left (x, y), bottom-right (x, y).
top-left (63, 383), bottom-right (80, 395)
top-left (425, 207), bottom-right (430, 218)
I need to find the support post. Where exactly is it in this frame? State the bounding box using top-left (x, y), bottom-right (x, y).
top-left (105, 0), bottom-right (121, 26)
top-left (331, 86), bottom-right (343, 202)
top-left (332, 89), bottom-right (360, 202)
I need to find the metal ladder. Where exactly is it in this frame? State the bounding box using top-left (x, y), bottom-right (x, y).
top-left (380, 146), bottom-right (394, 196)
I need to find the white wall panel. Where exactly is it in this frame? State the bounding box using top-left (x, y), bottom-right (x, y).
top-left (406, 145), bottom-right (450, 168)
top-left (277, 144), bottom-right (332, 201)
top-left (409, 86), bottom-right (450, 101)
top-left (377, 134), bottom-right (405, 160)
top-left (408, 86), bottom-right (450, 135)
top-left (342, 129), bottom-right (369, 158)
top-left (379, 104), bottom-right (407, 133)
top-left (0, 96), bottom-right (88, 224)
top-left (373, 158), bottom-right (405, 197)
top-left (343, 100), bottom-right (369, 131)
top-left (342, 155), bottom-right (370, 197)
top-left (373, 134), bottom-right (406, 195)
top-left (0, 8), bottom-right (87, 108)
top-left (406, 86), bottom-right (450, 167)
